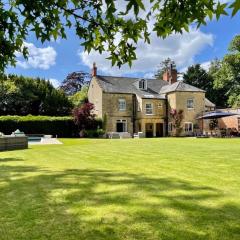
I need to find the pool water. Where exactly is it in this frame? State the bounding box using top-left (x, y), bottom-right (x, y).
top-left (28, 137), bottom-right (42, 143)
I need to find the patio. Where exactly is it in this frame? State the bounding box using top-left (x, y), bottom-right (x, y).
top-left (197, 111), bottom-right (240, 138)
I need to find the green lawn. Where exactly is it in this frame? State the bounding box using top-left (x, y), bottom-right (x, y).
top-left (0, 138), bottom-right (240, 240)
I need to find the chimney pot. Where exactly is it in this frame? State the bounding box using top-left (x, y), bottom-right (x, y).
top-left (92, 62), bottom-right (97, 77)
top-left (163, 68), bottom-right (177, 84)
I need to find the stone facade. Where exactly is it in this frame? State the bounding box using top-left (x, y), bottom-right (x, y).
top-left (88, 77), bottom-right (103, 118)
top-left (88, 67), bottom-right (212, 137)
top-left (135, 98), bottom-right (166, 137)
top-left (167, 92), bottom-right (205, 136)
top-left (102, 93), bottom-right (134, 134)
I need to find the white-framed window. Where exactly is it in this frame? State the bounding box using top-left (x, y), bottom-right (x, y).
top-left (118, 99), bottom-right (126, 111)
top-left (187, 98), bottom-right (194, 109)
top-left (139, 79), bottom-right (147, 90)
top-left (168, 122), bottom-right (173, 132)
top-left (116, 119), bottom-right (127, 132)
top-left (184, 122), bottom-right (193, 132)
top-left (145, 103), bottom-right (153, 115)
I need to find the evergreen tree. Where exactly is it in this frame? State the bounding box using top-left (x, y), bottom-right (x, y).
top-left (183, 63), bottom-right (228, 107)
top-left (0, 74), bottom-right (73, 116)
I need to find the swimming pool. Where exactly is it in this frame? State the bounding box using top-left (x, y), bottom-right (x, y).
top-left (28, 136), bottom-right (42, 143)
top-left (27, 136), bottom-right (62, 145)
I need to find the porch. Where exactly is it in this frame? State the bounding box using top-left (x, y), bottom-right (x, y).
top-left (136, 120), bottom-right (166, 138)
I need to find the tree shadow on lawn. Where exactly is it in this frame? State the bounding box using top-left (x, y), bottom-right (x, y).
top-left (0, 157), bottom-right (24, 162)
top-left (0, 167), bottom-right (239, 240)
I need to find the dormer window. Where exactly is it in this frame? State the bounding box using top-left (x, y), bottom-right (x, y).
top-left (139, 79), bottom-right (147, 90)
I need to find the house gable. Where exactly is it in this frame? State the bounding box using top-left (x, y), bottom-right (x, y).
top-left (88, 77), bottom-right (103, 118)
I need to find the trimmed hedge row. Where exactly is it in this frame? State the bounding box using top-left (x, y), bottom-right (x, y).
top-left (0, 116), bottom-right (102, 137)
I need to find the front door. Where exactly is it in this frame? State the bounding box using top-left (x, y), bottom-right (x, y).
top-left (145, 123), bottom-right (153, 138)
top-left (116, 122), bottom-right (124, 132)
top-left (116, 120), bottom-right (127, 132)
top-left (156, 123), bottom-right (164, 137)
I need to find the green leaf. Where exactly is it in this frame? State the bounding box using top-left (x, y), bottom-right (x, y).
top-left (230, 0), bottom-right (240, 16)
top-left (215, 2), bottom-right (228, 20)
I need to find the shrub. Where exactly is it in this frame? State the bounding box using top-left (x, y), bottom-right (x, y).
top-left (85, 129), bottom-right (105, 138)
top-left (102, 113), bottom-right (107, 131)
top-left (209, 119), bottom-right (218, 131)
top-left (73, 102), bottom-right (95, 130)
top-left (170, 109), bottom-right (184, 136)
top-left (72, 103), bottom-right (102, 136)
top-left (0, 115), bottom-right (103, 138)
top-left (0, 115), bottom-right (78, 137)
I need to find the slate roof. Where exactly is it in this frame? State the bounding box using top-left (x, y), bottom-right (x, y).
top-left (205, 98), bottom-right (216, 107)
top-left (95, 75), bottom-right (206, 100)
top-left (159, 81), bottom-right (205, 94)
top-left (96, 75), bottom-right (168, 99)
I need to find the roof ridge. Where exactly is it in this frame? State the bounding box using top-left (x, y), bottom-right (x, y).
top-left (98, 75), bottom-right (140, 80)
top-left (182, 81), bottom-right (205, 91)
top-left (176, 81), bottom-right (181, 89)
top-left (97, 75), bottom-right (167, 82)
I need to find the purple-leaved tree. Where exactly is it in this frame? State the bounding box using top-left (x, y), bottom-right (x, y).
top-left (73, 102), bottom-right (96, 137)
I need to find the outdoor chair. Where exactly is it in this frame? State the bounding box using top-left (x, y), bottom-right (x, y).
top-left (203, 131), bottom-right (209, 137)
top-left (134, 132), bottom-right (144, 138)
top-left (119, 132), bottom-right (131, 139)
top-left (108, 132), bottom-right (120, 139)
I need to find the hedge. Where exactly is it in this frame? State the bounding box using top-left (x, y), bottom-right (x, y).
top-left (0, 115), bottom-right (102, 137)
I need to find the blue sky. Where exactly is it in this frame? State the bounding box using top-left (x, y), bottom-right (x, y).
top-left (7, 6), bottom-right (240, 87)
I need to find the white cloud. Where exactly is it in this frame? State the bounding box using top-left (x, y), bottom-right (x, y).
top-left (79, 0), bottom-right (221, 77)
top-left (143, 72), bottom-right (155, 79)
top-left (17, 42), bottom-right (57, 70)
top-left (179, 66), bottom-right (188, 74)
top-left (49, 78), bottom-right (61, 88)
top-left (201, 61), bottom-right (211, 71)
top-left (79, 27), bottom-right (214, 76)
top-left (179, 60), bottom-right (212, 74)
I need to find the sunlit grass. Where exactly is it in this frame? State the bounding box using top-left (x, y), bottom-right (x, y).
top-left (0, 138), bottom-right (240, 239)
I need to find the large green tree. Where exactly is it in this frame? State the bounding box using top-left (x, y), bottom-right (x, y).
top-left (0, 74), bottom-right (73, 115)
top-left (211, 35), bottom-right (240, 107)
top-left (69, 85), bottom-right (89, 107)
top-left (183, 63), bottom-right (228, 107)
top-left (183, 64), bottom-right (210, 90)
top-left (1, 0), bottom-right (239, 72)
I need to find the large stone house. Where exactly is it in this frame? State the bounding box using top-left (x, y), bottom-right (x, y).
top-left (88, 63), bottom-right (215, 137)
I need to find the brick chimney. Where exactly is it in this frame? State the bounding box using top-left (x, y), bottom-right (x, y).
top-left (92, 62), bottom-right (97, 77)
top-left (163, 64), bottom-right (177, 84)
